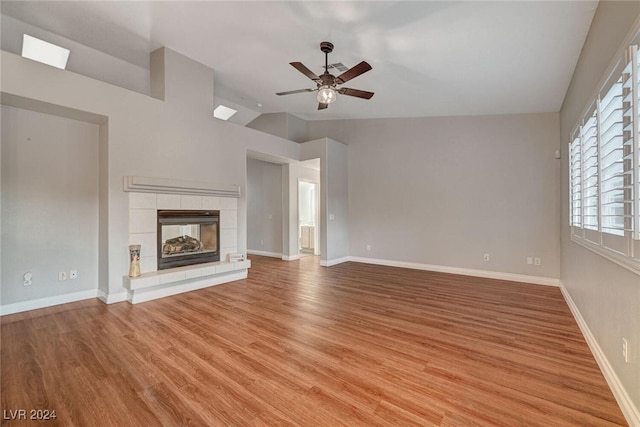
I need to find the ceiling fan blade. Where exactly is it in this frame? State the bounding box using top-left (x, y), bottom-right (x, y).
top-left (290, 62), bottom-right (321, 82)
top-left (338, 87), bottom-right (375, 99)
top-left (318, 103), bottom-right (329, 110)
top-left (335, 61), bottom-right (372, 84)
top-left (276, 88), bottom-right (315, 96)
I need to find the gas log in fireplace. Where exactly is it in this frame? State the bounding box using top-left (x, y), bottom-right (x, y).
top-left (157, 210), bottom-right (220, 270)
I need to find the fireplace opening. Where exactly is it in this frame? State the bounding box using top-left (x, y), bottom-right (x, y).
top-left (157, 210), bottom-right (219, 270)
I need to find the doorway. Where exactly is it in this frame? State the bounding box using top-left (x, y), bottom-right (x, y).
top-left (298, 179), bottom-right (319, 256)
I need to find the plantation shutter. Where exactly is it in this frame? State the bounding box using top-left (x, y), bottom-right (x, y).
top-left (622, 47), bottom-right (637, 240)
top-left (582, 111), bottom-right (599, 231)
top-left (599, 76), bottom-right (626, 236)
top-left (570, 134), bottom-right (582, 228)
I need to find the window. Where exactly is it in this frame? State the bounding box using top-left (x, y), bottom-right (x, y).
top-left (633, 45), bottom-right (640, 241)
top-left (581, 110), bottom-right (599, 232)
top-left (569, 45), bottom-right (640, 274)
top-left (570, 134), bottom-right (582, 229)
top-left (622, 49), bottom-right (637, 241)
top-left (599, 76), bottom-right (625, 236)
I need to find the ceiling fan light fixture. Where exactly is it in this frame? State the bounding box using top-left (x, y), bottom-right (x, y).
top-left (317, 86), bottom-right (337, 104)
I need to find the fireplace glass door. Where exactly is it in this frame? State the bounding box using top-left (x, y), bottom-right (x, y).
top-left (157, 210), bottom-right (219, 270)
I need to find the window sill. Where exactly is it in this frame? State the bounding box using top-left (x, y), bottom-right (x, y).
top-left (571, 234), bottom-right (640, 277)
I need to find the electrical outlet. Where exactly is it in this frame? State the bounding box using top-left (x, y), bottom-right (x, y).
top-left (70, 270), bottom-right (78, 280)
top-left (23, 272), bottom-right (33, 286)
top-left (534, 257), bottom-right (541, 266)
top-left (483, 253), bottom-right (490, 262)
top-left (623, 338), bottom-right (631, 363)
top-left (527, 257), bottom-right (533, 265)
top-left (366, 244), bottom-right (371, 251)
top-left (58, 271), bottom-right (67, 281)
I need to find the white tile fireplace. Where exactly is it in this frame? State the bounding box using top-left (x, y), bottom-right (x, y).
top-left (122, 176), bottom-right (250, 304)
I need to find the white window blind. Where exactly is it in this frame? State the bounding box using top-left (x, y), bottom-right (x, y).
top-left (570, 134), bottom-right (582, 228)
top-left (599, 77), bottom-right (626, 236)
top-left (622, 49), bottom-right (637, 240)
top-left (582, 111), bottom-right (599, 231)
top-left (634, 46), bottom-right (640, 240)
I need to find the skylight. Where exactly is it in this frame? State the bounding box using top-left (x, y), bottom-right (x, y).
top-left (213, 105), bottom-right (238, 121)
top-left (21, 34), bottom-right (70, 70)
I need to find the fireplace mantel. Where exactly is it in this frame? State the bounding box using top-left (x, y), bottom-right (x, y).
top-left (124, 176), bottom-right (241, 198)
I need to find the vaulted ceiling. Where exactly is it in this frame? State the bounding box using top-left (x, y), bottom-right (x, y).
top-left (1, 1), bottom-right (598, 121)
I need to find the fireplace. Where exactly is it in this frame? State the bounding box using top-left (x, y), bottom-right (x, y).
top-left (157, 210), bottom-right (219, 270)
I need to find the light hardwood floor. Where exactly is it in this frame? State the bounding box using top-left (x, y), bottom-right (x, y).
top-left (1, 256), bottom-right (627, 426)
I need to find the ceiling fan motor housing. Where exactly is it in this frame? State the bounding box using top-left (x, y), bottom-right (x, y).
top-left (320, 41), bottom-right (334, 54)
top-left (320, 73), bottom-right (334, 86)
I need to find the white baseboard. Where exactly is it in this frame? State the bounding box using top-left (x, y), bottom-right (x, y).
top-left (560, 284), bottom-right (640, 426)
top-left (97, 289), bottom-right (128, 304)
top-left (127, 270), bottom-right (247, 304)
top-left (0, 289), bottom-right (99, 316)
top-left (320, 256), bottom-right (350, 267)
top-left (247, 250), bottom-right (282, 258)
top-left (348, 256), bottom-right (561, 287)
top-left (282, 254), bottom-right (301, 261)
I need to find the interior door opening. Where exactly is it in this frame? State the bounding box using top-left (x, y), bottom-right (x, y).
top-left (298, 179), bottom-right (319, 256)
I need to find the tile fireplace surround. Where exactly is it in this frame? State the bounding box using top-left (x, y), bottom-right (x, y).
top-left (122, 177), bottom-right (250, 304)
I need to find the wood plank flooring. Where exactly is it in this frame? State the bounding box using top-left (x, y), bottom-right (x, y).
top-left (1, 255), bottom-right (627, 426)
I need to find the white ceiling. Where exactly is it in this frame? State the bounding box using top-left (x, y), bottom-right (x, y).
top-left (1, 1), bottom-right (598, 121)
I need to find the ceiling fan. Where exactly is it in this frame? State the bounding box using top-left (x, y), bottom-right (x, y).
top-left (276, 41), bottom-right (374, 110)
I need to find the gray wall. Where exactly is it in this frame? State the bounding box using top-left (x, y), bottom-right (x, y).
top-left (300, 138), bottom-right (349, 264)
top-left (307, 113), bottom-right (561, 278)
top-left (559, 1), bottom-right (640, 412)
top-left (1, 106), bottom-right (99, 303)
top-left (1, 14), bottom-right (150, 95)
top-left (326, 139), bottom-right (349, 262)
top-left (247, 158), bottom-right (283, 255)
top-left (247, 112), bottom-right (308, 143)
top-left (1, 47), bottom-right (301, 305)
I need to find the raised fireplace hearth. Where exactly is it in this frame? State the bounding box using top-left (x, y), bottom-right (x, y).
top-left (157, 209), bottom-right (220, 270)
